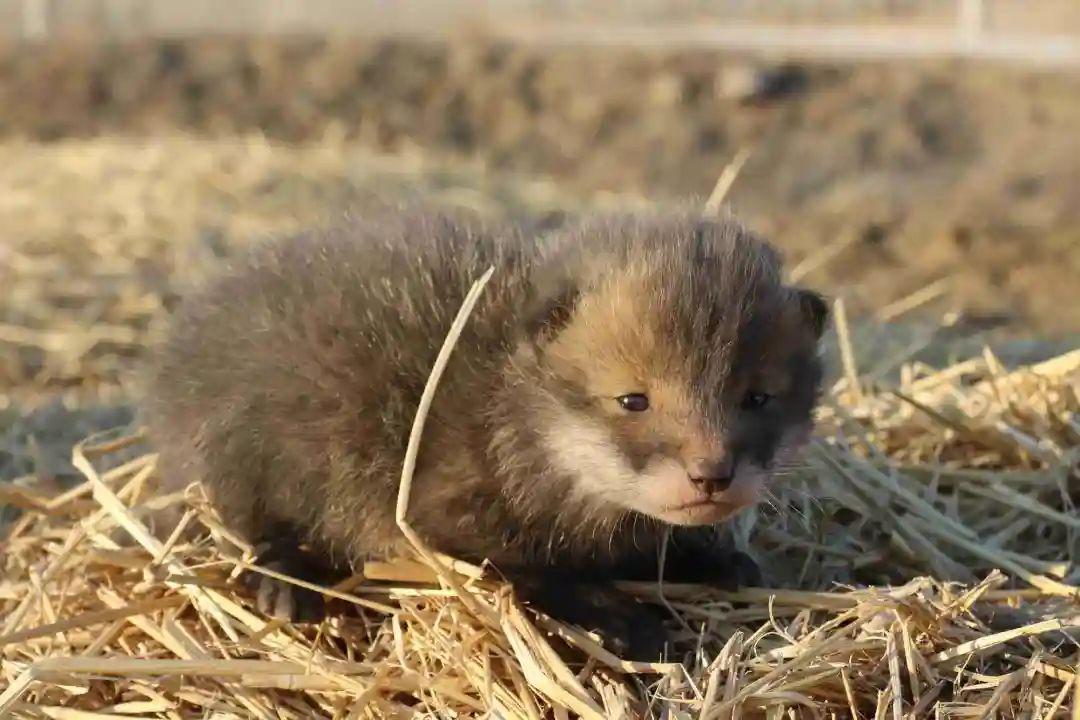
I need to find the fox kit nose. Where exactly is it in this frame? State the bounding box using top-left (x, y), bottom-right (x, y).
top-left (688, 457), bottom-right (734, 495)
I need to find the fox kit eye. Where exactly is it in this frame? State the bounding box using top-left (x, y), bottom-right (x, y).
top-left (741, 391), bottom-right (772, 410)
top-left (616, 393), bottom-right (650, 412)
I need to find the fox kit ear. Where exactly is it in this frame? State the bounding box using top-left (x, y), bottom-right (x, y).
top-left (797, 289), bottom-right (829, 338)
top-left (524, 282), bottom-right (580, 342)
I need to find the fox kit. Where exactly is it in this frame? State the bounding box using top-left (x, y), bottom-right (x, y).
top-left (144, 208), bottom-right (827, 658)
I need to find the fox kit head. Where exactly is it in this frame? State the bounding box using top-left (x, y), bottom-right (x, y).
top-left (520, 213), bottom-right (827, 526)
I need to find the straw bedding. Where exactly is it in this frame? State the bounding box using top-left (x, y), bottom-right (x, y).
top-left (1, 293), bottom-right (1078, 717)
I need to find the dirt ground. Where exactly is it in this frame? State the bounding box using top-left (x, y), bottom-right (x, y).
top-left (1, 36), bottom-right (1078, 481)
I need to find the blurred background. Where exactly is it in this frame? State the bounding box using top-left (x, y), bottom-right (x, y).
top-left (1, 0), bottom-right (1078, 485)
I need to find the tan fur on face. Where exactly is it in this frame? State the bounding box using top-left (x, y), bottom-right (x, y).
top-left (530, 252), bottom-right (824, 527)
top-left (536, 272), bottom-right (750, 524)
top-left (544, 271), bottom-right (677, 391)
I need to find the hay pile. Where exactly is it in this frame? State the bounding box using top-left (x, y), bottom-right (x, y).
top-left (1, 309), bottom-right (1078, 717)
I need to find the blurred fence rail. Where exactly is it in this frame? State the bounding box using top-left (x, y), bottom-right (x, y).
top-left (2, 0), bottom-right (1079, 65)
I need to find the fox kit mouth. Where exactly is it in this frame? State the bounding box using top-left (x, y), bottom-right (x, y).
top-left (659, 498), bottom-right (744, 525)
top-left (668, 498), bottom-right (733, 511)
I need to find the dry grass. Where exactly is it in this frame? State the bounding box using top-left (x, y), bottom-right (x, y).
top-left (1, 285), bottom-right (1077, 717)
